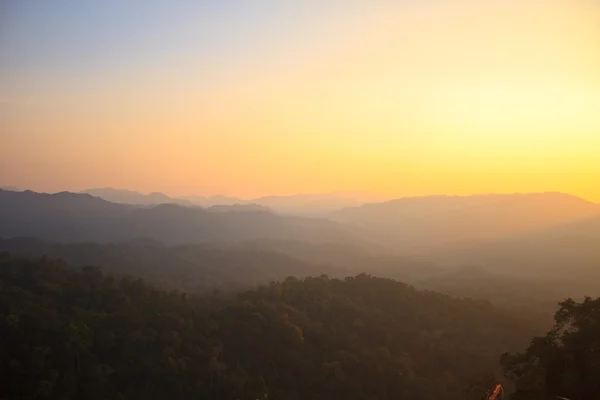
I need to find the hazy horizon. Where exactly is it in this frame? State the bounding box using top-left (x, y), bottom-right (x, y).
top-left (2, 0), bottom-right (599, 201)
top-left (3, 184), bottom-right (600, 205)
top-left (2, 184), bottom-right (387, 201)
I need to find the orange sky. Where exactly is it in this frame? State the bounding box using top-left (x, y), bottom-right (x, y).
top-left (1, 0), bottom-right (599, 200)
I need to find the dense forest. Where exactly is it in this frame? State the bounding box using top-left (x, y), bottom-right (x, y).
top-left (1, 253), bottom-right (539, 399)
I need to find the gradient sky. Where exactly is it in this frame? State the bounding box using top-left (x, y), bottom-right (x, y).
top-left (1, 0), bottom-right (599, 200)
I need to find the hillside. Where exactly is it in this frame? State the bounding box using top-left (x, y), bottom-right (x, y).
top-left (0, 253), bottom-right (536, 400)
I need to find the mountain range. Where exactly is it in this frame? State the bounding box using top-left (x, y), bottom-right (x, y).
top-left (81, 188), bottom-right (197, 206)
top-left (0, 189), bottom-right (361, 245)
top-left (331, 192), bottom-right (600, 252)
top-left (80, 187), bottom-right (384, 215)
top-left (3, 187), bottom-right (600, 319)
top-left (3, 189), bottom-right (600, 272)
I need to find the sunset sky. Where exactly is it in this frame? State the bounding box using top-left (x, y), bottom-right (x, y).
top-left (1, 0), bottom-right (599, 200)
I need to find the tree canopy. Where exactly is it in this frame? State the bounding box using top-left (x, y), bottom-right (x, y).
top-left (0, 253), bottom-right (535, 399)
top-left (502, 296), bottom-right (600, 400)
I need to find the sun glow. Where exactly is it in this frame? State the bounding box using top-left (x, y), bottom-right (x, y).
top-left (1, 0), bottom-right (599, 199)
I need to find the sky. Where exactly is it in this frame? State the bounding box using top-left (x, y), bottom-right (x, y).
top-left (1, 0), bottom-right (599, 200)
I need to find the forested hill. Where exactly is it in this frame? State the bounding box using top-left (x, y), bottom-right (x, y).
top-left (0, 253), bottom-right (534, 400)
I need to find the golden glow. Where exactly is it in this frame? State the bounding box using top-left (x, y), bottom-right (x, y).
top-left (1, 0), bottom-right (599, 200)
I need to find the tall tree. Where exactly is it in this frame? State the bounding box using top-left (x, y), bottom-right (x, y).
top-left (502, 297), bottom-right (600, 400)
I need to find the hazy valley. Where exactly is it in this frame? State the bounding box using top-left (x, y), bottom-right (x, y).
top-left (2, 187), bottom-right (600, 399)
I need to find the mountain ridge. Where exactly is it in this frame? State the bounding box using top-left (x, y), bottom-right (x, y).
top-left (330, 192), bottom-right (600, 252)
top-left (0, 189), bottom-right (362, 245)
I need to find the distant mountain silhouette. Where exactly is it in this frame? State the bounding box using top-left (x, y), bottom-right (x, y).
top-left (83, 188), bottom-right (254, 208)
top-left (0, 189), bottom-right (359, 244)
top-left (0, 190), bottom-right (134, 242)
top-left (81, 187), bottom-right (194, 206)
top-left (181, 194), bottom-right (248, 207)
top-left (331, 193), bottom-right (600, 252)
top-left (206, 203), bottom-right (272, 213)
top-left (0, 186), bottom-right (21, 192)
top-left (80, 189), bottom-right (383, 215)
top-left (427, 213), bottom-right (600, 278)
top-left (251, 192), bottom-right (384, 216)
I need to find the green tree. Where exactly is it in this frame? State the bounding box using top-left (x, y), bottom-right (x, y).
top-left (502, 297), bottom-right (600, 400)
